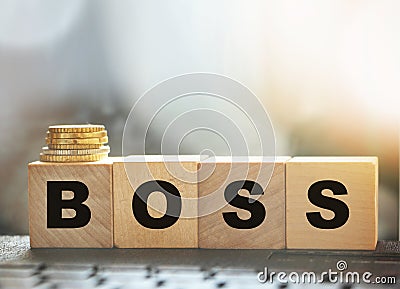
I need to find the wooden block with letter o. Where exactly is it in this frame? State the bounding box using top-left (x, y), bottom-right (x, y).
top-left (113, 155), bottom-right (199, 248)
top-left (286, 157), bottom-right (378, 250)
top-left (198, 156), bottom-right (290, 249)
top-left (28, 159), bottom-right (113, 248)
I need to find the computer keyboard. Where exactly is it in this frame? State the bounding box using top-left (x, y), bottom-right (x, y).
top-left (0, 237), bottom-right (399, 289)
top-left (0, 262), bottom-right (396, 289)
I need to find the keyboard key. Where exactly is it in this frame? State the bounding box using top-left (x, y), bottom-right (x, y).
top-left (115, 279), bottom-right (155, 289)
top-left (42, 264), bottom-right (95, 280)
top-left (98, 265), bottom-right (149, 284)
top-left (0, 263), bottom-right (41, 278)
top-left (49, 277), bottom-right (98, 289)
top-left (33, 284), bottom-right (53, 289)
top-left (0, 275), bottom-right (41, 288)
top-left (95, 285), bottom-right (121, 289)
top-left (155, 265), bottom-right (202, 272)
top-left (162, 281), bottom-right (215, 289)
top-left (156, 271), bottom-right (205, 282)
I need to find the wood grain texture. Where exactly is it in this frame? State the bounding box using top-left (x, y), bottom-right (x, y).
top-left (28, 159), bottom-right (113, 248)
top-left (286, 157), bottom-right (378, 250)
top-left (113, 156), bottom-right (198, 248)
top-left (198, 157), bottom-right (290, 249)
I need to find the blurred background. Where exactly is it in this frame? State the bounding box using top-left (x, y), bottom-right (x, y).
top-left (0, 0), bottom-right (398, 239)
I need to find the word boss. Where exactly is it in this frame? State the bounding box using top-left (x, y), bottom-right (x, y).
top-left (28, 156), bottom-right (378, 250)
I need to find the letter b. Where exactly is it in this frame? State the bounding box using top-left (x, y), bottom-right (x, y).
top-left (47, 181), bottom-right (91, 228)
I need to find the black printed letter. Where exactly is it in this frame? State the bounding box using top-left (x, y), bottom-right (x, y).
top-left (132, 180), bottom-right (181, 229)
top-left (223, 180), bottom-right (266, 229)
top-left (306, 180), bottom-right (349, 229)
top-left (47, 181), bottom-right (91, 228)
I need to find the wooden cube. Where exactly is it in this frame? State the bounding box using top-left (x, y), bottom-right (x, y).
top-left (113, 156), bottom-right (199, 248)
top-left (198, 156), bottom-right (290, 249)
top-left (28, 159), bottom-right (113, 248)
top-left (286, 157), bottom-right (378, 250)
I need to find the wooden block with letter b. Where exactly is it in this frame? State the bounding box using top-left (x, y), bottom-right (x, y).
top-left (112, 155), bottom-right (200, 248)
top-left (198, 156), bottom-right (290, 249)
top-left (286, 157), bottom-right (378, 250)
top-left (28, 159), bottom-right (113, 248)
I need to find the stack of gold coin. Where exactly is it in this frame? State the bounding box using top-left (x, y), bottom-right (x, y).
top-left (40, 124), bottom-right (110, 162)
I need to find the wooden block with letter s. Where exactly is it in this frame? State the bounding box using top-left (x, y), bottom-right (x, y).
top-left (112, 155), bottom-right (200, 248)
top-left (286, 157), bottom-right (378, 250)
top-left (28, 159), bottom-right (113, 248)
top-left (198, 156), bottom-right (290, 249)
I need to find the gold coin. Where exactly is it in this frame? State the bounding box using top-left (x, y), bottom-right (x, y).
top-left (47, 130), bottom-right (107, 139)
top-left (40, 153), bottom-right (108, 162)
top-left (48, 124), bottom-right (105, 133)
top-left (47, 143), bottom-right (103, 150)
top-left (46, 136), bottom-right (108, 145)
top-left (42, 145), bottom-right (110, 156)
